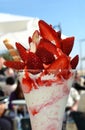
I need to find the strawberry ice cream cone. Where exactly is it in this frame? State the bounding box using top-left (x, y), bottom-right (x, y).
top-left (4, 19), bottom-right (79, 130)
top-left (18, 69), bottom-right (75, 130)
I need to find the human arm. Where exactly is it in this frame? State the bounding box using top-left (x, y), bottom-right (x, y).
top-left (0, 103), bottom-right (6, 117)
top-left (70, 100), bottom-right (79, 111)
top-left (70, 88), bottom-right (80, 111)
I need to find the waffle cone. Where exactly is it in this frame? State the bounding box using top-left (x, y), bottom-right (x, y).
top-left (3, 39), bottom-right (21, 61)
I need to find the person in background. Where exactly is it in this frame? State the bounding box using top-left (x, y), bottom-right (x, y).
top-left (4, 76), bottom-right (17, 96)
top-left (66, 71), bottom-right (85, 112)
top-left (66, 87), bottom-right (80, 112)
top-left (62, 86), bottom-right (80, 130)
top-left (8, 80), bottom-right (25, 117)
top-left (62, 72), bottom-right (81, 130)
top-left (0, 85), bottom-right (13, 130)
top-left (0, 103), bottom-right (13, 130)
top-left (62, 71), bottom-right (85, 130)
top-left (0, 57), bottom-right (5, 70)
top-left (73, 71), bottom-right (85, 92)
top-left (4, 67), bottom-right (16, 78)
top-left (0, 58), bottom-right (13, 130)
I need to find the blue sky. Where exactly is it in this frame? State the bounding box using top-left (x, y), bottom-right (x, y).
top-left (0, 0), bottom-right (85, 69)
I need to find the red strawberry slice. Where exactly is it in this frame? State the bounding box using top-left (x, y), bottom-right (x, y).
top-left (58, 70), bottom-right (71, 80)
top-left (56, 48), bottom-right (65, 57)
top-left (26, 52), bottom-right (43, 73)
top-left (4, 61), bottom-right (25, 70)
top-left (47, 55), bottom-right (70, 72)
top-left (61, 37), bottom-right (74, 55)
top-left (28, 36), bottom-right (32, 44)
top-left (37, 38), bottom-right (58, 56)
top-left (21, 71), bottom-right (38, 93)
top-left (36, 47), bottom-right (55, 65)
top-left (16, 42), bottom-right (29, 62)
top-left (70, 55), bottom-right (79, 69)
top-left (22, 77), bottom-right (32, 93)
top-left (39, 20), bottom-right (61, 48)
top-left (22, 71), bottom-right (36, 93)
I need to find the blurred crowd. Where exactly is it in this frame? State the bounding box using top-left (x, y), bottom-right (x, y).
top-left (62, 71), bottom-right (85, 130)
top-left (0, 56), bottom-right (26, 130)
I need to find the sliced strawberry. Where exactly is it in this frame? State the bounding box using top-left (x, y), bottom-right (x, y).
top-left (22, 72), bottom-right (35, 93)
top-left (16, 42), bottom-right (29, 62)
top-left (28, 36), bottom-right (32, 44)
top-left (58, 70), bottom-right (71, 80)
top-left (22, 77), bottom-right (32, 93)
top-left (4, 61), bottom-right (25, 70)
top-left (61, 37), bottom-right (74, 55)
top-left (26, 52), bottom-right (43, 72)
top-left (36, 47), bottom-right (55, 65)
top-left (28, 30), bottom-right (40, 53)
top-left (37, 38), bottom-right (58, 56)
top-left (29, 42), bottom-right (37, 53)
top-left (70, 55), bottom-right (79, 69)
top-left (39, 20), bottom-right (61, 48)
top-left (32, 30), bottom-right (40, 44)
top-left (56, 48), bottom-right (65, 57)
top-left (47, 55), bottom-right (70, 72)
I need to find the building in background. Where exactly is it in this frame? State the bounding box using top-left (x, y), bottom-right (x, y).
top-left (0, 13), bottom-right (39, 53)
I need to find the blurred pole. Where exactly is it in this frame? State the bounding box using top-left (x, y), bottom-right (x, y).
top-left (53, 23), bottom-right (62, 32)
top-left (79, 39), bottom-right (85, 76)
